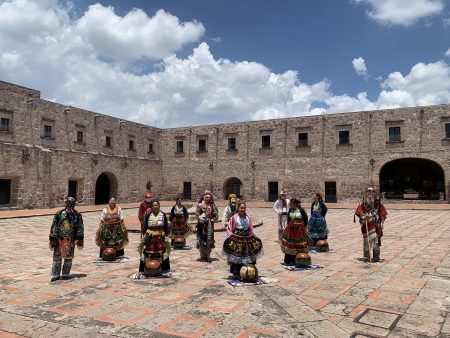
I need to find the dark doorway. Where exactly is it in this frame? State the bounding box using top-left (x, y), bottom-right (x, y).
top-left (68, 180), bottom-right (78, 199)
top-left (325, 181), bottom-right (337, 203)
top-left (223, 177), bottom-right (243, 199)
top-left (380, 158), bottom-right (445, 200)
top-left (268, 181), bottom-right (278, 202)
top-left (0, 179), bottom-right (11, 205)
top-left (183, 182), bottom-right (192, 200)
top-left (95, 172), bottom-right (117, 205)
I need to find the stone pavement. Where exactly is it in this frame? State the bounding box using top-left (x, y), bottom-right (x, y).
top-left (0, 207), bottom-right (449, 337)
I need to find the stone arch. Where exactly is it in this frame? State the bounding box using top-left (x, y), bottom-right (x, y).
top-left (95, 172), bottom-right (118, 205)
top-left (223, 177), bottom-right (243, 200)
top-left (379, 158), bottom-right (445, 200)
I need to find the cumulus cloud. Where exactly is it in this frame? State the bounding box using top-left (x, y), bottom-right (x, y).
top-left (446, 47), bottom-right (450, 56)
top-left (0, 0), bottom-right (450, 128)
top-left (352, 0), bottom-right (444, 26)
top-left (352, 57), bottom-right (369, 79)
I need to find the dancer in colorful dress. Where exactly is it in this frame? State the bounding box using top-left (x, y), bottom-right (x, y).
top-left (308, 193), bottom-right (328, 245)
top-left (49, 197), bottom-right (84, 282)
top-left (139, 200), bottom-right (171, 275)
top-left (280, 198), bottom-right (309, 265)
top-left (222, 193), bottom-right (238, 229)
top-left (354, 189), bottom-right (387, 262)
top-left (196, 190), bottom-right (218, 262)
top-left (138, 192), bottom-right (153, 238)
top-left (96, 198), bottom-right (128, 260)
top-left (273, 190), bottom-right (290, 240)
top-left (222, 201), bottom-right (264, 276)
top-left (169, 197), bottom-right (191, 249)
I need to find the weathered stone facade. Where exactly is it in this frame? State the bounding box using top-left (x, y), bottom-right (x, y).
top-left (1, 80), bottom-right (449, 208)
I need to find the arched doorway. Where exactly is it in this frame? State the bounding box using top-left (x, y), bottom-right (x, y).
top-left (380, 158), bottom-right (445, 200)
top-left (95, 172), bottom-right (118, 204)
top-left (223, 177), bottom-right (243, 199)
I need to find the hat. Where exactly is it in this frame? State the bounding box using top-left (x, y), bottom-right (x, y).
top-left (228, 193), bottom-right (237, 199)
top-left (144, 192), bottom-right (153, 202)
top-left (280, 190), bottom-right (287, 195)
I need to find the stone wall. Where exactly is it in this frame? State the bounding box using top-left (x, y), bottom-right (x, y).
top-left (0, 81), bottom-right (449, 208)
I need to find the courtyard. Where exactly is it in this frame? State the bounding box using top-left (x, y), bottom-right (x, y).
top-left (0, 205), bottom-right (449, 337)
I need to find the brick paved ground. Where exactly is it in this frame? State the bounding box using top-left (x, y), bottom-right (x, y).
top-left (0, 206), bottom-right (449, 337)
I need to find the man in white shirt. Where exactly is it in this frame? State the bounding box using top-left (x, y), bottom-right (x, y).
top-left (273, 190), bottom-right (290, 240)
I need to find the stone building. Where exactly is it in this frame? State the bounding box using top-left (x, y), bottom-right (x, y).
top-left (0, 80), bottom-right (449, 208)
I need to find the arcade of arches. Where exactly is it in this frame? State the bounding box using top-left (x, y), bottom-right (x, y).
top-left (380, 158), bottom-right (445, 200)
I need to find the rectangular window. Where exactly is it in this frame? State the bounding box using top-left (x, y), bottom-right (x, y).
top-left (445, 123), bottom-right (450, 139)
top-left (148, 143), bottom-right (153, 153)
top-left (105, 136), bottom-right (111, 147)
top-left (44, 125), bottom-right (52, 138)
top-left (176, 140), bottom-right (184, 153)
top-left (198, 139), bottom-right (206, 152)
top-left (388, 126), bottom-right (401, 142)
top-left (228, 137), bottom-right (236, 150)
top-left (338, 130), bottom-right (349, 145)
top-left (183, 182), bottom-right (192, 200)
top-left (0, 179), bottom-right (11, 205)
top-left (129, 140), bottom-right (134, 150)
top-left (0, 118), bottom-right (10, 131)
top-left (268, 181), bottom-right (278, 202)
top-left (68, 180), bottom-right (78, 199)
top-left (76, 131), bottom-right (83, 143)
top-left (298, 133), bottom-right (308, 146)
top-left (262, 135), bottom-right (271, 149)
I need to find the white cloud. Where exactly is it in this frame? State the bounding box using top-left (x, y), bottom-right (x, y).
top-left (0, 0), bottom-right (450, 128)
top-left (74, 5), bottom-right (205, 62)
top-left (445, 47), bottom-right (450, 56)
top-left (353, 0), bottom-right (444, 26)
top-left (352, 57), bottom-right (369, 79)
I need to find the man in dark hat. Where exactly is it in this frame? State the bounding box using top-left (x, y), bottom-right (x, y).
top-left (49, 197), bottom-right (84, 282)
top-left (138, 192), bottom-right (153, 237)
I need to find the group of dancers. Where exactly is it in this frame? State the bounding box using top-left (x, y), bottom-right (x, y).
top-left (49, 188), bottom-right (387, 281)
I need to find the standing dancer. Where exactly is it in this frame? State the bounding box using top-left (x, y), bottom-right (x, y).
top-left (196, 190), bottom-right (218, 262)
top-left (273, 190), bottom-right (290, 240)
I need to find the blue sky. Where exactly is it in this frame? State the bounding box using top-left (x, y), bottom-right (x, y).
top-left (0, 0), bottom-right (449, 127)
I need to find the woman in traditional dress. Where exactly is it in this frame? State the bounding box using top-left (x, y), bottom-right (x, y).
top-left (139, 200), bottom-right (171, 274)
top-left (280, 198), bottom-right (309, 265)
top-left (96, 198), bottom-right (128, 259)
top-left (307, 193), bottom-right (328, 245)
top-left (222, 201), bottom-right (264, 276)
top-left (169, 197), bottom-right (190, 248)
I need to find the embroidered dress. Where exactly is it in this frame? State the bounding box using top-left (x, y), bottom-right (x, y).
top-left (308, 202), bottom-right (329, 241)
top-left (139, 211), bottom-right (170, 273)
top-left (169, 205), bottom-right (191, 246)
top-left (196, 202), bottom-right (219, 260)
top-left (281, 208), bottom-right (309, 256)
top-left (96, 206), bottom-right (128, 257)
top-left (222, 214), bottom-right (264, 265)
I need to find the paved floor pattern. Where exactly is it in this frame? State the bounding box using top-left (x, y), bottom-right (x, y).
top-left (0, 207), bottom-right (449, 337)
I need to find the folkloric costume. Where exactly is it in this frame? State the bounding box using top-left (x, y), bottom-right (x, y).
top-left (354, 189), bottom-right (388, 262)
top-left (222, 194), bottom-right (238, 229)
top-left (96, 204), bottom-right (128, 259)
top-left (222, 213), bottom-right (264, 275)
top-left (196, 191), bottom-right (219, 262)
top-left (138, 193), bottom-right (153, 236)
top-left (139, 209), bottom-right (171, 275)
top-left (49, 197), bottom-right (84, 281)
top-left (308, 200), bottom-right (328, 244)
top-left (169, 202), bottom-right (190, 248)
top-left (273, 191), bottom-right (290, 240)
top-left (280, 204), bottom-right (309, 265)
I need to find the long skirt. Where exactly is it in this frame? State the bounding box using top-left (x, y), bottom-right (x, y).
top-left (222, 228), bottom-right (263, 265)
top-left (308, 213), bottom-right (329, 240)
top-left (280, 221), bottom-right (309, 255)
